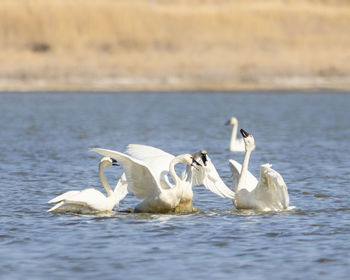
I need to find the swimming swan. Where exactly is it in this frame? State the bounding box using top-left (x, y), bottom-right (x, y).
top-left (231, 129), bottom-right (290, 211)
top-left (91, 148), bottom-right (205, 213)
top-left (125, 144), bottom-right (235, 199)
top-left (47, 157), bottom-right (120, 214)
top-left (226, 117), bottom-right (255, 152)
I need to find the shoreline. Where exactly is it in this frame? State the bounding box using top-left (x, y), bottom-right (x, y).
top-left (1, 77), bottom-right (349, 92)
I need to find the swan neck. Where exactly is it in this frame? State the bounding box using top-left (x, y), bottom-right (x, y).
top-left (230, 123), bottom-right (238, 149)
top-left (99, 162), bottom-right (114, 197)
top-left (169, 157), bottom-right (181, 188)
top-left (236, 149), bottom-right (252, 192)
top-left (169, 156), bottom-right (188, 200)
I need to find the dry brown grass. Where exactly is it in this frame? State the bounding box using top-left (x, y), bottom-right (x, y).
top-left (1, 0), bottom-right (350, 90)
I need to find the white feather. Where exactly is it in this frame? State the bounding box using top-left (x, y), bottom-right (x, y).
top-left (91, 148), bottom-right (200, 213)
top-left (126, 144), bottom-right (235, 198)
top-left (231, 131), bottom-right (291, 211)
top-left (91, 148), bottom-right (161, 199)
top-left (47, 157), bottom-right (120, 214)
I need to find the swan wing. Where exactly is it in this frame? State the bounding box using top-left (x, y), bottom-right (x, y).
top-left (91, 148), bottom-right (161, 199)
top-left (126, 144), bottom-right (175, 188)
top-left (112, 144), bottom-right (174, 203)
top-left (229, 160), bottom-right (241, 190)
top-left (48, 190), bottom-right (81, 204)
top-left (257, 164), bottom-right (289, 209)
top-left (126, 144), bottom-right (174, 162)
top-left (229, 159), bottom-right (258, 191)
top-left (48, 188), bottom-right (107, 212)
top-left (48, 200), bottom-right (96, 213)
top-left (63, 188), bottom-right (106, 204)
top-left (199, 157), bottom-right (235, 199)
top-left (113, 173), bottom-right (129, 204)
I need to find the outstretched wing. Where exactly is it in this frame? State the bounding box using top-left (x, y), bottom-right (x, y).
top-left (202, 157), bottom-right (235, 199)
top-left (190, 155), bottom-right (235, 199)
top-left (126, 144), bottom-right (175, 188)
top-left (113, 173), bottom-right (129, 205)
top-left (126, 144), bottom-right (174, 162)
top-left (91, 148), bottom-right (161, 199)
top-left (229, 159), bottom-right (258, 191)
top-left (258, 164), bottom-right (289, 209)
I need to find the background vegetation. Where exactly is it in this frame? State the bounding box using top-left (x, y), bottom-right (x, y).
top-left (1, 0), bottom-right (350, 90)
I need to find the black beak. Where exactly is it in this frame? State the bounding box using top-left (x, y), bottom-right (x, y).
top-left (191, 158), bottom-right (202, 167)
top-left (225, 120), bottom-right (230, 125)
top-left (201, 152), bottom-right (208, 166)
top-left (112, 159), bottom-right (119, 166)
top-left (240, 129), bottom-right (249, 138)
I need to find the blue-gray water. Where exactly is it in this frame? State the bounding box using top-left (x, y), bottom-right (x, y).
top-left (1, 91), bottom-right (350, 280)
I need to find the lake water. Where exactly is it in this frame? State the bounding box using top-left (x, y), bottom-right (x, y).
top-left (1, 91), bottom-right (350, 280)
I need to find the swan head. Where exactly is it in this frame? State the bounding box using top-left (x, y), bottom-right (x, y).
top-left (200, 150), bottom-right (208, 166)
top-left (225, 117), bottom-right (238, 126)
top-left (100, 157), bottom-right (119, 167)
top-left (240, 129), bottom-right (255, 150)
top-left (180, 154), bottom-right (202, 170)
top-left (193, 150), bottom-right (208, 166)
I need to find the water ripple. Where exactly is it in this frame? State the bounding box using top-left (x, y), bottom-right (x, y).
top-left (1, 92), bottom-right (350, 280)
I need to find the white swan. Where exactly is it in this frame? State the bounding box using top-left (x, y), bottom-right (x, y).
top-left (91, 148), bottom-right (204, 213)
top-left (226, 117), bottom-right (255, 152)
top-left (230, 129), bottom-right (290, 211)
top-left (125, 144), bottom-right (235, 199)
top-left (47, 157), bottom-right (120, 214)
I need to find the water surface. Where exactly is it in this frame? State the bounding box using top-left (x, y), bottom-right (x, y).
top-left (1, 91), bottom-right (350, 279)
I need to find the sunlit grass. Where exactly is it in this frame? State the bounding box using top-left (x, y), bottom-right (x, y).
top-left (1, 0), bottom-right (350, 90)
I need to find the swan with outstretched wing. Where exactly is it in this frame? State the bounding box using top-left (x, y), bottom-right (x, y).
top-left (126, 144), bottom-right (235, 199)
top-left (91, 148), bottom-right (201, 213)
top-left (232, 129), bottom-right (291, 211)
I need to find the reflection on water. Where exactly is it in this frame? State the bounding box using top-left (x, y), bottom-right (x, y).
top-left (0, 91), bottom-right (350, 280)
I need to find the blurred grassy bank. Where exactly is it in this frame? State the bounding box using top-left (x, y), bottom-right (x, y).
top-left (1, 0), bottom-right (350, 91)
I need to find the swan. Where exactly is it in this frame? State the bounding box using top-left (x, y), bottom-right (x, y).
top-left (47, 157), bottom-right (120, 214)
top-left (125, 144), bottom-right (235, 199)
top-left (91, 148), bottom-right (204, 213)
top-left (226, 117), bottom-right (255, 152)
top-left (230, 129), bottom-right (290, 211)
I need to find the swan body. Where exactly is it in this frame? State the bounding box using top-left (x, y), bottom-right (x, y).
top-left (232, 129), bottom-right (290, 211)
top-left (117, 144), bottom-right (235, 203)
top-left (48, 157), bottom-right (120, 214)
top-left (91, 148), bottom-right (203, 213)
top-left (226, 117), bottom-right (255, 152)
